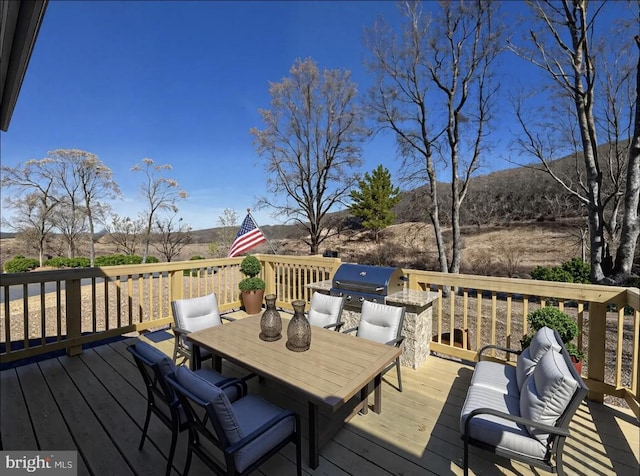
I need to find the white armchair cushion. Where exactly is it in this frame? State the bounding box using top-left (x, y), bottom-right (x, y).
top-left (460, 385), bottom-right (547, 459)
top-left (519, 348), bottom-right (579, 443)
top-left (516, 326), bottom-right (562, 391)
top-left (172, 293), bottom-right (222, 332)
top-left (357, 301), bottom-right (404, 344)
top-left (172, 293), bottom-right (222, 352)
top-left (307, 293), bottom-right (344, 328)
top-left (470, 361), bottom-right (519, 396)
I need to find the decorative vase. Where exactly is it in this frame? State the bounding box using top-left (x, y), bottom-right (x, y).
top-left (259, 294), bottom-right (282, 342)
top-left (286, 300), bottom-right (311, 352)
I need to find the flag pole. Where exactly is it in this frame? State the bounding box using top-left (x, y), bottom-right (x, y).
top-left (247, 209), bottom-right (278, 255)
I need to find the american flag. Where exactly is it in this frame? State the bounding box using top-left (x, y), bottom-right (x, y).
top-left (228, 213), bottom-right (267, 257)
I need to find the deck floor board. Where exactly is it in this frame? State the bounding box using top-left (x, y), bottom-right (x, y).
top-left (1, 335), bottom-right (637, 476)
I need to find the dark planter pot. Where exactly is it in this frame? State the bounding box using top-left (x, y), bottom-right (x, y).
top-left (242, 290), bottom-right (264, 315)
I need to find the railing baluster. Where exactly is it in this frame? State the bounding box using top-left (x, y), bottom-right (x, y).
top-left (462, 288), bottom-right (468, 350)
top-left (40, 283), bottom-right (45, 347)
top-left (3, 287), bottom-right (11, 352)
top-left (22, 284), bottom-right (28, 350)
top-left (91, 277), bottom-right (97, 333)
top-left (616, 307), bottom-right (624, 388)
top-left (56, 282), bottom-right (62, 341)
top-left (448, 290), bottom-right (455, 346)
top-left (577, 302), bottom-right (584, 351)
top-left (127, 275), bottom-right (133, 326)
top-left (104, 278), bottom-right (109, 331)
top-left (506, 294), bottom-right (512, 359)
top-left (491, 292), bottom-right (497, 355)
top-left (476, 292), bottom-right (482, 353)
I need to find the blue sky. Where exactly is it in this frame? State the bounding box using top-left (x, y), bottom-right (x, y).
top-left (1, 1), bottom-right (633, 230)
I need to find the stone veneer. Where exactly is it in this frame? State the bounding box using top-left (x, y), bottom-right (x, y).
top-left (307, 281), bottom-right (439, 370)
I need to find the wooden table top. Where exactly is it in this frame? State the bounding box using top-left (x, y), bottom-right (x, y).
top-left (187, 316), bottom-right (401, 411)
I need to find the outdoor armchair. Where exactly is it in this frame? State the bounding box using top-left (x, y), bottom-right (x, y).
top-left (167, 366), bottom-right (302, 476)
top-left (171, 292), bottom-right (235, 365)
top-left (460, 328), bottom-right (588, 476)
top-left (307, 292), bottom-right (345, 331)
top-left (343, 300), bottom-right (406, 392)
top-left (127, 341), bottom-right (245, 476)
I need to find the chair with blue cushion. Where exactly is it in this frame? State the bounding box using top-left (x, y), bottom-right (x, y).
top-left (127, 341), bottom-right (245, 476)
top-left (171, 292), bottom-right (235, 365)
top-left (167, 366), bottom-right (302, 476)
top-left (343, 300), bottom-right (406, 392)
top-left (307, 293), bottom-right (345, 331)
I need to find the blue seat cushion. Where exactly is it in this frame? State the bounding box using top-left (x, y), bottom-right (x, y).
top-left (231, 396), bottom-right (296, 473)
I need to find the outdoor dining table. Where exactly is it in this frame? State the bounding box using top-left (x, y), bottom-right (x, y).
top-left (187, 314), bottom-right (401, 469)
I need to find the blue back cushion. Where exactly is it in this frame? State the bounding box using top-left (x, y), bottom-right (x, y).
top-left (133, 341), bottom-right (175, 378)
top-left (175, 366), bottom-right (243, 444)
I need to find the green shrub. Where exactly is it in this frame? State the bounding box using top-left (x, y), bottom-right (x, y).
top-left (238, 276), bottom-right (266, 292)
top-left (239, 255), bottom-right (265, 291)
top-left (94, 254), bottom-right (145, 266)
top-left (531, 258), bottom-right (591, 284)
top-left (45, 257), bottom-right (90, 268)
top-left (185, 255), bottom-right (205, 276)
top-left (4, 256), bottom-right (39, 273)
top-left (520, 307), bottom-right (584, 360)
top-left (239, 255), bottom-right (261, 277)
top-left (560, 258), bottom-right (591, 284)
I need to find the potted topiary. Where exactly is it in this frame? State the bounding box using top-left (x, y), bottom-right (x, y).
top-left (238, 255), bottom-right (266, 314)
top-left (520, 307), bottom-right (585, 374)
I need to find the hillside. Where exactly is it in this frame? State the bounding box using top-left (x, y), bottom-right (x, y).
top-left (2, 139), bottom-right (635, 277)
top-left (0, 218), bottom-right (588, 280)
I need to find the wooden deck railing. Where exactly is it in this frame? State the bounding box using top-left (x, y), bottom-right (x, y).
top-left (1, 254), bottom-right (637, 418)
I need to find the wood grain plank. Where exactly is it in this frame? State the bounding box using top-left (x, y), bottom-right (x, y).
top-left (37, 357), bottom-right (134, 475)
top-left (59, 350), bottom-right (169, 476)
top-left (15, 363), bottom-right (90, 475)
top-left (0, 368), bottom-right (37, 450)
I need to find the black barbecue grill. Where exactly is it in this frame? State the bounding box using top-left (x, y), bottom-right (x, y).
top-left (330, 263), bottom-right (405, 309)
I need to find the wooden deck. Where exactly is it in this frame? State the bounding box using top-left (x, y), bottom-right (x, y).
top-left (1, 330), bottom-right (638, 476)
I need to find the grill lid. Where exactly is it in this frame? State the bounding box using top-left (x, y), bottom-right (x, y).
top-left (331, 263), bottom-right (404, 295)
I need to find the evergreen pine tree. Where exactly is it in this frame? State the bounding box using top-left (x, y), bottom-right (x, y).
top-left (349, 165), bottom-right (401, 241)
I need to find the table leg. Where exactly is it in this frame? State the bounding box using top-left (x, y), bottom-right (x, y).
top-left (213, 355), bottom-right (222, 372)
top-left (373, 373), bottom-right (382, 413)
top-left (191, 345), bottom-right (202, 370)
top-left (308, 401), bottom-right (319, 469)
top-left (360, 385), bottom-right (369, 415)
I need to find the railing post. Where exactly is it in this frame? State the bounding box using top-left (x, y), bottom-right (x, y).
top-left (169, 270), bottom-right (183, 302)
top-left (262, 258), bottom-right (276, 296)
top-left (65, 278), bottom-right (82, 356)
top-left (587, 301), bottom-right (607, 403)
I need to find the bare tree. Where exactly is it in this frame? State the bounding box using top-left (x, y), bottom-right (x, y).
top-left (131, 158), bottom-right (187, 263)
top-left (510, 0), bottom-right (639, 283)
top-left (250, 57), bottom-right (369, 254)
top-left (1, 159), bottom-right (60, 266)
top-left (365, 1), bottom-right (502, 273)
top-left (152, 215), bottom-right (192, 262)
top-left (47, 149), bottom-right (121, 266)
top-left (50, 201), bottom-right (86, 258)
top-left (216, 208), bottom-right (239, 255)
top-left (104, 215), bottom-right (145, 256)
